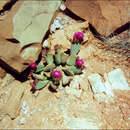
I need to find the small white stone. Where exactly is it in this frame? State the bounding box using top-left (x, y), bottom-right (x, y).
top-left (63, 16), bottom-right (69, 24)
top-left (56, 16), bottom-right (62, 21)
top-left (54, 19), bottom-right (62, 29)
top-left (94, 93), bottom-right (114, 103)
top-left (107, 68), bottom-right (130, 90)
top-left (22, 101), bottom-right (27, 108)
top-left (65, 87), bottom-right (82, 98)
top-left (66, 118), bottom-right (99, 129)
top-left (50, 24), bottom-right (56, 33)
top-left (21, 101), bottom-right (30, 116)
top-left (88, 74), bottom-right (106, 94)
top-left (43, 40), bottom-right (48, 48)
top-left (20, 117), bottom-right (26, 125)
top-left (42, 118), bottom-right (45, 123)
top-left (37, 108), bottom-right (42, 112)
top-left (60, 3), bottom-right (66, 11)
top-left (104, 79), bottom-right (114, 97)
top-left (70, 76), bottom-right (80, 89)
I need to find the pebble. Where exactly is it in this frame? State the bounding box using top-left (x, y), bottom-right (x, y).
top-left (60, 3), bottom-right (66, 11)
top-left (20, 117), bottom-right (26, 125)
top-left (43, 40), bottom-right (48, 48)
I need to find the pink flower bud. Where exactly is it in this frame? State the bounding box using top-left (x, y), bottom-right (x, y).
top-left (29, 62), bottom-right (37, 69)
top-left (52, 69), bottom-right (62, 79)
top-left (76, 58), bottom-right (84, 67)
top-left (73, 32), bottom-right (84, 41)
top-left (31, 84), bottom-right (35, 89)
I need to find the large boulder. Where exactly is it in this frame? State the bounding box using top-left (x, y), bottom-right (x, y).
top-left (0, 0), bottom-right (61, 73)
top-left (66, 0), bottom-right (129, 37)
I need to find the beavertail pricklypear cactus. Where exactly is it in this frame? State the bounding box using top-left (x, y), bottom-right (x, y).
top-left (61, 53), bottom-right (68, 65)
top-left (67, 54), bottom-right (76, 66)
top-left (45, 54), bottom-right (54, 65)
top-left (43, 64), bottom-right (56, 72)
top-left (55, 45), bottom-right (61, 65)
top-left (70, 42), bottom-right (81, 55)
top-left (30, 32), bottom-right (85, 92)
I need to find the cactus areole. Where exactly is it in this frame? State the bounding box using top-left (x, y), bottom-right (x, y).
top-left (30, 32), bottom-right (85, 92)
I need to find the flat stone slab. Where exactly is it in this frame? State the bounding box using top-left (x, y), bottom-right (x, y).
top-left (0, 0), bottom-right (61, 73)
top-left (66, 0), bottom-right (129, 37)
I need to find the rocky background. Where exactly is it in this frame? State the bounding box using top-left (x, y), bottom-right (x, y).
top-left (0, 0), bottom-right (130, 129)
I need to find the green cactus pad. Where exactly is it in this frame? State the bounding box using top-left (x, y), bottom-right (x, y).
top-left (50, 81), bottom-right (58, 90)
top-left (43, 72), bottom-right (51, 78)
top-left (55, 52), bottom-right (61, 65)
top-left (61, 53), bottom-right (68, 65)
top-left (43, 64), bottom-right (56, 72)
top-left (62, 75), bottom-right (72, 86)
top-left (35, 80), bottom-right (49, 90)
top-left (70, 43), bottom-right (80, 55)
top-left (70, 66), bottom-right (82, 74)
top-left (45, 54), bottom-right (54, 64)
top-left (62, 68), bottom-right (74, 76)
top-left (32, 73), bottom-right (47, 80)
top-left (35, 65), bottom-right (45, 73)
top-left (67, 55), bottom-right (76, 66)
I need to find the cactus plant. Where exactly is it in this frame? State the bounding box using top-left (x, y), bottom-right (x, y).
top-left (69, 66), bottom-right (82, 75)
top-left (55, 45), bottom-right (61, 65)
top-left (35, 80), bottom-right (49, 90)
top-left (62, 74), bottom-right (72, 86)
top-left (43, 64), bottom-right (56, 72)
top-left (29, 32), bottom-right (85, 92)
top-left (67, 55), bottom-right (76, 66)
top-left (35, 65), bottom-right (45, 73)
top-left (45, 54), bottom-right (54, 65)
top-left (70, 42), bottom-right (81, 55)
top-left (61, 53), bottom-right (68, 65)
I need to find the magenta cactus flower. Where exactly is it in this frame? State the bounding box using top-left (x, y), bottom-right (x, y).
top-left (29, 62), bottom-right (37, 69)
top-left (73, 32), bottom-right (84, 41)
top-left (52, 69), bottom-right (62, 79)
top-left (76, 58), bottom-right (84, 67)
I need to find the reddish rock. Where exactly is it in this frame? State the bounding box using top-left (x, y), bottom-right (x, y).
top-left (0, 36), bottom-right (41, 73)
top-left (66, 0), bottom-right (129, 37)
top-left (0, 0), bottom-right (60, 73)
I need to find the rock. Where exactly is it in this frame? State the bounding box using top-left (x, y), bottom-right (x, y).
top-left (42, 40), bottom-right (49, 48)
top-left (0, 0), bottom-right (61, 73)
top-left (1, 73), bottom-right (15, 87)
top-left (0, 37), bottom-right (41, 73)
top-left (65, 117), bottom-right (99, 129)
top-left (94, 93), bottom-right (114, 104)
top-left (65, 86), bottom-right (82, 98)
top-left (0, 81), bottom-right (25, 119)
top-left (88, 74), bottom-right (106, 94)
top-left (60, 3), bottom-right (66, 11)
top-left (87, 68), bottom-right (129, 103)
top-left (0, 67), bottom-right (6, 79)
top-left (21, 100), bottom-right (30, 117)
top-left (13, 1), bottom-right (61, 47)
top-left (20, 117), bottom-right (26, 125)
top-left (105, 68), bottom-right (130, 90)
top-left (69, 76), bottom-right (80, 89)
top-left (0, 1), bottom-right (10, 10)
top-left (66, 0), bottom-right (129, 37)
